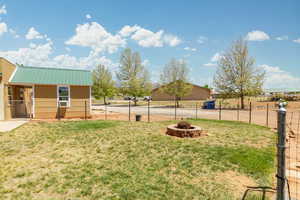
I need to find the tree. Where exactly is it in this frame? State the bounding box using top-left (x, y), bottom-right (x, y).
top-left (160, 59), bottom-right (192, 107)
top-left (92, 64), bottom-right (116, 105)
top-left (203, 84), bottom-right (210, 89)
top-left (117, 48), bottom-right (152, 106)
top-left (213, 39), bottom-right (265, 109)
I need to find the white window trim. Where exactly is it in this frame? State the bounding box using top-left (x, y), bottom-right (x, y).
top-left (57, 85), bottom-right (71, 107)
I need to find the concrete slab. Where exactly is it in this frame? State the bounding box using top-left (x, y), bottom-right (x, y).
top-left (0, 120), bottom-right (28, 132)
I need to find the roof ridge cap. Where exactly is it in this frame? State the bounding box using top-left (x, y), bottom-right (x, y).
top-left (18, 65), bottom-right (91, 72)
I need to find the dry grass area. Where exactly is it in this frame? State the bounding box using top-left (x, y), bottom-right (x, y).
top-left (0, 119), bottom-right (276, 200)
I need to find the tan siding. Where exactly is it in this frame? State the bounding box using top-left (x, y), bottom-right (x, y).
top-left (0, 58), bottom-right (17, 120)
top-left (0, 84), bottom-right (3, 120)
top-left (67, 86), bottom-right (90, 118)
top-left (34, 85), bottom-right (90, 119)
top-left (34, 85), bottom-right (57, 118)
top-left (0, 58), bottom-right (16, 84)
top-left (152, 85), bottom-right (211, 101)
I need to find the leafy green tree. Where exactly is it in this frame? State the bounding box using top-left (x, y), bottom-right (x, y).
top-left (203, 84), bottom-right (210, 89)
top-left (160, 59), bottom-right (192, 107)
top-left (92, 64), bottom-right (116, 105)
top-left (117, 48), bottom-right (152, 105)
top-left (214, 39), bottom-right (265, 109)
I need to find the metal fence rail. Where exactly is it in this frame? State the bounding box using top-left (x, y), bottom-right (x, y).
top-left (92, 101), bottom-right (288, 129)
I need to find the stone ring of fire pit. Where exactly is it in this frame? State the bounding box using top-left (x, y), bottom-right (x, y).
top-left (166, 124), bottom-right (202, 138)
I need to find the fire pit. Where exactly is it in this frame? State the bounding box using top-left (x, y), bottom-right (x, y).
top-left (166, 121), bottom-right (202, 138)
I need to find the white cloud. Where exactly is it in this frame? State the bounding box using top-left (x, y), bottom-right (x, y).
top-left (183, 54), bottom-right (191, 58)
top-left (0, 40), bottom-right (115, 69)
top-left (203, 52), bottom-right (223, 67)
top-left (86, 14), bottom-right (92, 19)
top-left (131, 28), bottom-right (164, 47)
top-left (25, 27), bottom-right (45, 40)
top-left (0, 22), bottom-right (7, 36)
top-left (197, 36), bottom-right (207, 44)
top-left (119, 25), bottom-right (140, 37)
top-left (184, 47), bottom-right (197, 51)
top-left (119, 25), bottom-right (181, 47)
top-left (293, 38), bottom-right (300, 44)
top-left (211, 52), bottom-right (223, 62)
top-left (0, 5), bottom-right (7, 15)
top-left (0, 41), bottom-right (53, 66)
top-left (245, 30), bottom-right (270, 41)
top-left (142, 59), bottom-right (150, 67)
top-left (203, 63), bottom-right (217, 67)
top-left (53, 52), bottom-right (115, 68)
top-left (276, 35), bottom-right (288, 41)
top-left (259, 64), bottom-right (300, 88)
top-left (9, 29), bottom-right (19, 38)
top-left (260, 64), bottom-right (284, 73)
top-left (65, 22), bottom-right (126, 54)
top-left (163, 34), bottom-right (181, 46)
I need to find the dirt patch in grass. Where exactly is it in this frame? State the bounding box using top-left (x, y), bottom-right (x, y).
top-left (215, 170), bottom-right (256, 198)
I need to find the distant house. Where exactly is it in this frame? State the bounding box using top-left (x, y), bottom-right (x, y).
top-left (151, 83), bottom-right (211, 101)
top-left (0, 58), bottom-right (92, 120)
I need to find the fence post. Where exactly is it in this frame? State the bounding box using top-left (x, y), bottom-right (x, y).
top-left (266, 103), bottom-right (269, 127)
top-left (105, 103), bottom-right (107, 120)
top-left (219, 101), bottom-right (222, 120)
top-left (84, 101), bottom-right (86, 120)
top-left (174, 99), bottom-right (177, 120)
top-left (128, 100), bottom-right (131, 121)
top-left (237, 103), bottom-right (240, 121)
top-left (276, 103), bottom-right (287, 200)
top-left (195, 103), bottom-right (198, 119)
top-left (249, 102), bottom-right (252, 124)
top-left (147, 100), bottom-right (150, 122)
top-left (297, 111), bottom-right (300, 134)
top-left (58, 103), bottom-right (61, 120)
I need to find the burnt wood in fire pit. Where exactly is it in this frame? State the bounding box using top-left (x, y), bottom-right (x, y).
top-left (176, 121), bottom-right (191, 129)
top-left (166, 124), bottom-right (202, 138)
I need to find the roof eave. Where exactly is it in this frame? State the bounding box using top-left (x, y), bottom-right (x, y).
top-left (8, 82), bottom-right (92, 86)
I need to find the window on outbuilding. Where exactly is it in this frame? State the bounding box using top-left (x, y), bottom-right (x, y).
top-left (57, 86), bottom-right (70, 107)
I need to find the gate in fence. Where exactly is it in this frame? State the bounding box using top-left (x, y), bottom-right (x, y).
top-left (241, 104), bottom-right (300, 200)
top-left (285, 109), bottom-right (300, 200)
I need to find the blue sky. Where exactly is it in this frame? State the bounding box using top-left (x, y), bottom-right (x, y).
top-left (0, 0), bottom-right (299, 89)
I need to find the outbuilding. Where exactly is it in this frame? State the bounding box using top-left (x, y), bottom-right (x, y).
top-left (0, 58), bottom-right (92, 120)
top-left (151, 83), bottom-right (211, 101)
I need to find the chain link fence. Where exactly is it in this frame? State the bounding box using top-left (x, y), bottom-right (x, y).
top-left (92, 100), bottom-right (286, 129)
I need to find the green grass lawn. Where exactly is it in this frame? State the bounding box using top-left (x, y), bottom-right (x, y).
top-left (0, 119), bottom-right (276, 200)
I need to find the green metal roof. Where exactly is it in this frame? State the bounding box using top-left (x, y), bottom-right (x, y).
top-left (10, 66), bottom-right (92, 86)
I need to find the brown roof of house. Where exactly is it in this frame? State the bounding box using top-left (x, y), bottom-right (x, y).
top-left (152, 83), bottom-right (211, 92)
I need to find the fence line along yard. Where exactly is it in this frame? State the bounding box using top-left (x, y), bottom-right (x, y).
top-left (91, 100), bottom-right (299, 130)
top-left (285, 109), bottom-right (300, 200)
top-left (90, 100), bottom-right (300, 199)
